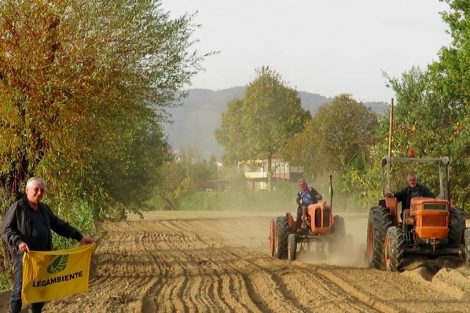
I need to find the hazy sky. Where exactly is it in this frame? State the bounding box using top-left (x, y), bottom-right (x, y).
top-left (162, 0), bottom-right (451, 102)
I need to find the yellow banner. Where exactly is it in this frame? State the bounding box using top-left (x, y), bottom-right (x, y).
top-left (21, 243), bottom-right (96, 305)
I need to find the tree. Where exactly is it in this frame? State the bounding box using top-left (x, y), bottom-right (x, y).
top-left (283, 94), bottom-right (379, 175)
top-left (215, 99), bottom-right (250, 163)
top-left (155, 147), bottom-right (218, 210)
top-left (385, 0), bottom-right (470, 209)
top-left (281, 119), bottom-right (323, 176)
top-left (215, 66), bottom-right (311, 190)
top-left (385, 67), bottom-right (442, 156)
top-left (0, 0), bottom-right (204, 216)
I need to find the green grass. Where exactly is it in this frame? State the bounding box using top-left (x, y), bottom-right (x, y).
top-left (177, 190), bottom-right (295, 211)
top-left (0, 269), bottom-right (11, 291)
top-left (147, 185), bottom-right (368, 213)
top-left (147, 188), bottom-right (297, 212)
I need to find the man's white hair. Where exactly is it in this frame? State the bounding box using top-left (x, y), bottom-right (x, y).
top-left (26, 177), bottom-right (46, 189)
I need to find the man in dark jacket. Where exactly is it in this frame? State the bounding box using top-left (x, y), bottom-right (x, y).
top-left (1, 177), bottom-right (95, 313)
top-left (387, 173), bottom-right (435, 215)
top-left (296, 179), bottom-right (322, 229)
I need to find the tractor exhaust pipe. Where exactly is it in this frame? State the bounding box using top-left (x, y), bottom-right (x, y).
top-left (329, 174), bottom-right (333, 208)
top-left (386, 98), bottom-right (394, 194)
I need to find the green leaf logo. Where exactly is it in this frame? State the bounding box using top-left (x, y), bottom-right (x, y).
top-left (47, 255), bottom-right (69, 274)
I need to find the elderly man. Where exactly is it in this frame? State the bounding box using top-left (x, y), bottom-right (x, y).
top-left (2, 177), bottom-right (95, 313)
top-left (387, 173), bottom-right (435, 218)
top-left (296, 179), bottom-right (322, 230)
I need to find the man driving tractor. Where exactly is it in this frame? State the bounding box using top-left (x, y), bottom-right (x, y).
top-left (296, 179), bottom-right (322, 230)
top-left (386, 173), bottom-right (435, 220)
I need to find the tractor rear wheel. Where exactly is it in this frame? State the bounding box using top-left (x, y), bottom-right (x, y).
top-left (464, 228), bottom-right (470, 267)
top-left (384, 226), bottom-right (404, 272)
top-left (269, 218), bottom-right (276, 257)
top-left (287, 234), bottom-right (297, 261)
top-left (449, 207), bottom-right (465, 245)
top-left (367, 206), bottom-right (393, 269)
top-left (274, 216), bottom-right (288, 259)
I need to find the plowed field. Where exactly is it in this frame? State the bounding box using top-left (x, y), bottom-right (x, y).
top-left (6, 211), bottom-right (470, 312)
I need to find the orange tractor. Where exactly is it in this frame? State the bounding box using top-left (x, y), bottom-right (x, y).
top-left (269, 176), bottom-right (351, 261)
top-left (367, 156), bottom-right (470, 271)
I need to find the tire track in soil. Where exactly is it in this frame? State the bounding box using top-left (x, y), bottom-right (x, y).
top-left (158, 220), bottom-right (302, 312)
top-left (141, 238), bottom-right (171, 313)
top-left (324, 266), bottom-right (468, 313)
top-left (138, 225), bottom-right (228, 313)
top-left (147, 221), bottom-right (255, 312)
top-left (317, 269), bottom-right (399, 313)
top-left (282, 262), bottom-right (382, 312)
top-left (147, 243), bottom-right (193, 312)
top-left (148, 232), bottom-right (261, 312)
top-left (158, 219), bottom-right (401, 312)
top-left (96, 229), bottom-right (162, 312)
top-left (230, 251), bottom-right (382, 313)
top-left (233, 263), bottom-right (297, 312)
top-left (120, 219), bottom-right (389, 313)
top-left (232, 259), bottom-right (308, 313)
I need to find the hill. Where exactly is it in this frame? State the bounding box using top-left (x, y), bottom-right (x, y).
top-left (165, 87), bottom-right (387, 158)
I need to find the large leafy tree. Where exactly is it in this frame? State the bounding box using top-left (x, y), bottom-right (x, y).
top-left (0, 0), bottom-right (204, 215)
top-left (215, 66), bottom-right (311, 190)
top-left (283, 94), bottom-right (379, 175)
top-left (386, 0), bottom-right (470, 208)
top-left (214, 99), bottom-right (249, 163)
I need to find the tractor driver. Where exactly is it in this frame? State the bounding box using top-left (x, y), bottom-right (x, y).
top-left (296, 179), bottom-right (322, 230)
top-left (387, 173), bottom-right (435, 217)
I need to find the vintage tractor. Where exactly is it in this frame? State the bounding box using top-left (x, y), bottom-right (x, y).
top-left (367, 156), bottom-right (470, 271)
top-left (269, 175), bottom-right (351, 261)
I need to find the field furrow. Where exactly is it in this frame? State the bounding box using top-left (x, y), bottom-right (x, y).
top-left (24, 212), bottom-right (469, 313)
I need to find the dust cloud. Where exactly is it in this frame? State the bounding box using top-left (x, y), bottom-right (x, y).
top-left (295, 213), bottom-right (369, 268)
top-left (129, 210), bottom-right (371, 267)
top-left (129, 210), bottom-right (465, 274)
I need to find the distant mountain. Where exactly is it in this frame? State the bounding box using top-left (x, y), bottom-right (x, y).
top-left (165, 87), bottom-right (387, 158)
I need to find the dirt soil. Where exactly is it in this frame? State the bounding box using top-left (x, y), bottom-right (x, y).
top-left (3, 210), bottom-right (470, 313)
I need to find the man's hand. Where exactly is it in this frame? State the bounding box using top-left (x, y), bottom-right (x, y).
top-left (18, 242), bottom-right (30, 253)
top-left (80, 236), bottom-right (96, 245)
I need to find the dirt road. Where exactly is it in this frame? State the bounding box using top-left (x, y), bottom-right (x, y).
top-left (7, 210), bottom-right (470, 312)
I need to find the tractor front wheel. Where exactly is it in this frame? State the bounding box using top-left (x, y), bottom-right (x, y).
top-left (274, 216), bottom-right (288, 259)
top-left (287, 234), bottom-right (297, 261)
top-left (367, 206), bottom-right (393, 269)
top-left (384, 226), bottom-right (404, 272)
